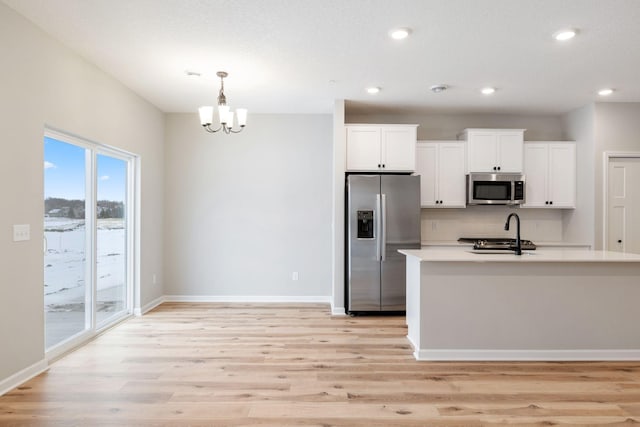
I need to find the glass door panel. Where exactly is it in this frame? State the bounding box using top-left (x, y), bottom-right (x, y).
top-left (96, 154), bottom-right (128, 325)
top-left (44, 137), bottom-right (89, 349)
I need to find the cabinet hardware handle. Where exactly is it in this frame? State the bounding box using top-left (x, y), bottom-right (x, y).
top-left (549, 201), bottom-right (553, 205)
top-left (493, 166), bottom-right (497, 171)
top-left (497, 166), bottom-right (501, 171)
top-left (378, 164), bottom-right (381, 168)
top-left (618, 240), bottom-right (623, 243)
top-left (382, 164), bottom-right (386, 168)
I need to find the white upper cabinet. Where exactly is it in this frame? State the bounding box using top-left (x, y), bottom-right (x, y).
top-left (522, 142), bottom-right (576, 209)
top-left (346, 124), bottom-right (417, 172)
top-left (460, 129), bottom-right (524, 173)
top-left (416, 141), bottom-right (466, 208)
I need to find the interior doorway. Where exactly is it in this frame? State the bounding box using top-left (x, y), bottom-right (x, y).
top-left (605, 154), bottom-right (640, 254)
top-left (44, 129), bottom-right (136, 355)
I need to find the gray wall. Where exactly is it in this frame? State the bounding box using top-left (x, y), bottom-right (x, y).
top-left (593, 103), bottom-right (640, 249)
top-left (164, 113), bottom-right (333, 298)
top-left (0, 3), bottom-right (164, 383)
top-left (562, 104), bottom-right (596, 246)
top-left (345, 112), bottom-right (565, 141)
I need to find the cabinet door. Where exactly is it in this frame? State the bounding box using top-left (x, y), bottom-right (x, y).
top-left (522, 144), bottom-right (548, 208)
top-left (416, 143), bottom-right (438, 207)
top-left (466, 132), bottom-right (497, 172)
top-left (547, 143), bottom-right (576, 208)
top-left (381, 127), bottom-right (416, 171)
top-left (438, 143), bottom-right (467, 207)
top-left (496, 132), bottom-right (524, 172)
top-left (346, 126), bottom-right (382, 171)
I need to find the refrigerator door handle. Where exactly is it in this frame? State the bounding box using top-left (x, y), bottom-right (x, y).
top-left (376, 193), bottom-right (382, 261)
top-left (381, 193), bottom-right (387, 261)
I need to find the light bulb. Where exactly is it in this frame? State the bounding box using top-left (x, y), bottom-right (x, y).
top-left (198, 106), bottom-right (213, 125)
top-left (237, 109), bottom-right (248, 127)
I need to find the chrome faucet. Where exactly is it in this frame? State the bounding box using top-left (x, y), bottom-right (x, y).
top-left (504, 213), bottom-right (522, 255)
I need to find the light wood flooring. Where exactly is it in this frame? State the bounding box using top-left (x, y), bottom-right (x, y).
top-left (2, 302), bottom-right (640, 426)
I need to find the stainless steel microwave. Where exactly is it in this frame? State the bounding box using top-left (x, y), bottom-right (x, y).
top-left (467, 173), bottom-right (525, 205)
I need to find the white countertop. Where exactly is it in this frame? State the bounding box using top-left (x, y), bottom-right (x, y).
top-left (421, 241), bottom-right (592, 248)
top-left (399, 248), bottom-right (640, 263)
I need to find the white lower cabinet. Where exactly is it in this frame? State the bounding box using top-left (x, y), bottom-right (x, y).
top-left (416, 141), bottom-right (466, 208)
top-left (523, 142), bottom-right (576, 208)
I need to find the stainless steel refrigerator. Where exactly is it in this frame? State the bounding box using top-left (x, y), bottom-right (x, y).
top-left (346, 174), bottom-right (421, 313)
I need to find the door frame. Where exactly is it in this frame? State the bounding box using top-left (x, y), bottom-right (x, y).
top-left (602, 151), bottom-right (640, 251)
top-left (44, 127), bottom-right (139, 360)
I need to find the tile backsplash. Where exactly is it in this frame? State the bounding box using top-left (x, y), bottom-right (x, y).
top-left (421, 206), bottom-right (564, 242)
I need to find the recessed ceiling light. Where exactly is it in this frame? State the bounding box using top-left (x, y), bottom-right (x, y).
top-left (367, 86), bottom-right (381, 94)
top-left (430, 84), bottom-right (448, 93)
top-left (553, 29), bottom-right (577, 41)
top-left (598, 88), bottom-right (614, 96)
top-left (481, 87), bottom-right (496, 95)
top-left (185, 70), bottom-right (202, 77)
top-left (389, 28), bottom-right (411, 40)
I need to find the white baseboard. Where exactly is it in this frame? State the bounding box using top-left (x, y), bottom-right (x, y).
top-left (414, 349), bottom-right (640, 361)
top-left (134, 295), bottom-right (166, 316)
top-left (0, 359), bottom-right (48, 397)
top-left (331, 305), bottom-right (346, 316)
top-left (164, 295), bottom-right (332, 304)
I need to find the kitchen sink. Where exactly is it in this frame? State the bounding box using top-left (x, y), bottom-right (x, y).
top-left (468, 250), bottom-right (536, 255)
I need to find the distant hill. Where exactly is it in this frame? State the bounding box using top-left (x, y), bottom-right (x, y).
top-left (45, 198), bottom-right (124, 219)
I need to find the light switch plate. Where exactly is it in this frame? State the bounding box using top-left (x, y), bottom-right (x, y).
top-left (13, 224), bottom-right (30, 241)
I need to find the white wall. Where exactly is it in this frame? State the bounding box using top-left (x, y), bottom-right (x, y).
top-left (331, 100), bottom-right (346, 313)
top-left (593, 103), bottom-right (640, 249)
top-left (0, 4), bottom-right (164, 384)
top-left (164, 113), bottom-right (332, 299)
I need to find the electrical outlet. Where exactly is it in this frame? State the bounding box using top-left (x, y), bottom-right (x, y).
top-left (152, 274), bottom-right (157, 285)
top-left (292, 272), bottom-right (299, 281)
top-left (431, 221), bottom-right (438, 231)
top-left (13, 224), bottom-right (30, 242)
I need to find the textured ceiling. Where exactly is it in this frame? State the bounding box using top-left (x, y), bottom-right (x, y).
top-left (4, 0), bottom-right (640, 115)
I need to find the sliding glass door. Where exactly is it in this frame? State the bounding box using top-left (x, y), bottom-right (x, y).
top-left (43, 138), bottom-right (89, 349)
top-left (96, 153), bottom-right (129, 326)
top-left (44, 130), bottom-right (134, 352)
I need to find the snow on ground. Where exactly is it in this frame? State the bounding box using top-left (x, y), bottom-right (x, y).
top-left (44, 217), bottom-right (126, 308)
top-left (44, 217), bottom-right (127, 347)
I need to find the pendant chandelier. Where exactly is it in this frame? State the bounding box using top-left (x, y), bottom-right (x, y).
top-left (198, 71), bottom-right (247, 134)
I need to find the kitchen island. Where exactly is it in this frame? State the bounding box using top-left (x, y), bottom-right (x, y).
top-left (398, 248), bottom-right (640, 361)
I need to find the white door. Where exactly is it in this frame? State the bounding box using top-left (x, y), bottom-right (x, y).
top-left (496, 132), bottom-right (524, 172)
top-left (522, 144), bottom-right (548, 207)
top-left (547, 143), bottom-right (576, 208)
top-left (381, 127), bottom-right (416, 171)
top-left (438, 142), bottom-right (466, 207)
top-left (467, 132), bottom-right (496, 172)
top-left (607, 157), bottom-right (640, 254)
top-left (345, 126), bottom-right (381, 171)
top-left (416, 143), bottom-right (437, 206)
